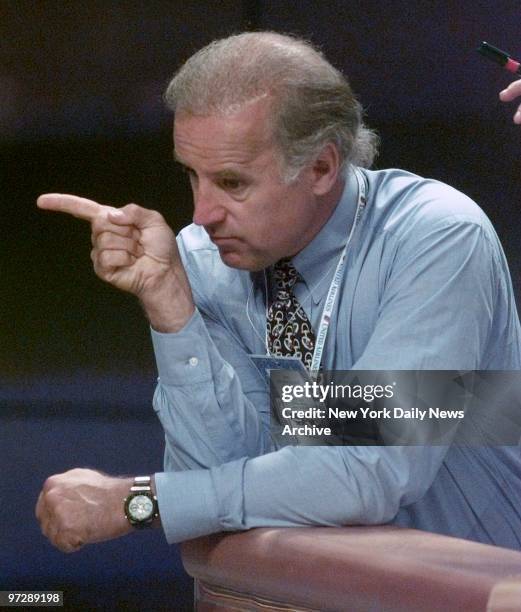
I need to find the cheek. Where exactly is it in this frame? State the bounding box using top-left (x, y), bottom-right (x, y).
top-left (236, 185), bottom-right (311, 249)
top-left (276, 193), bottom-right (312, 231)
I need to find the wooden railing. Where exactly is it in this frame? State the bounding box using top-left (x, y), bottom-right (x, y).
top-left (181, 526), bottom-right (521, 611)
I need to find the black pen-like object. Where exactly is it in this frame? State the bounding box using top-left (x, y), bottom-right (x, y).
top-left (478, 41), bottom-right (521, 76)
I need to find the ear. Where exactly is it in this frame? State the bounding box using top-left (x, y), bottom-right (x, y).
top-left (308, 143), bottom-right (341, 196)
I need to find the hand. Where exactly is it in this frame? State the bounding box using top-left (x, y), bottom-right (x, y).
top-left (37, 194), bottom-right (195, 332)
top-left (499, 80), bottom-right (521, 124)
top-left (35, 468), bottom-right (133, 553)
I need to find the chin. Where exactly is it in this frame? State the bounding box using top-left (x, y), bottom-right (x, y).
top-left (219, 249), bottom-right (268, 272)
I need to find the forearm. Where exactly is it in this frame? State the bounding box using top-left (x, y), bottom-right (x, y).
top-left (155, 445), bottom-right (447, 543)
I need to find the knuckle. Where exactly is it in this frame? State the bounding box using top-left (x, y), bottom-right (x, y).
top-left (122, 203), bottom-right (140, 215)
top-left (98, 250), bottom-right (113, 268)
top-left (45, 488), bottom-right (61, 507)
top-left (55, 536), bottom-right (75, 553)
top-left (68, 467), bottom-right (83, 476)
top-left (95, 232), bottom-right (109, 249)
top-left (42, 475), bottom-right (57, 492)
top-left (150, 210), bottom-right (165, 224)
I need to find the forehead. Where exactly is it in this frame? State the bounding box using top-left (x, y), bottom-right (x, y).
top-left (173, 97), bottom-right (276, 166)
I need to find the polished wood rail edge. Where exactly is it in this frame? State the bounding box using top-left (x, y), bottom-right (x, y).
top-left (181, 526), bottom-right (521, 611)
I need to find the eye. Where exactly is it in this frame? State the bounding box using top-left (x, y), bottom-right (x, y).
top-left (220, 177), bottom-right (243, 191)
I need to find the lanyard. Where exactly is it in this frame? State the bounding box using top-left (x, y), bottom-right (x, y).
top-left (309, 167), bottom-right (367, 372)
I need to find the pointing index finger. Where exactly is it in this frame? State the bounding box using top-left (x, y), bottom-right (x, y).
top-left (37, 193), bottom-right (108, 221)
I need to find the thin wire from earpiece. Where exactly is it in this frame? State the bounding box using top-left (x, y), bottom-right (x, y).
top-left (246, 270), bottom-right (269, 352)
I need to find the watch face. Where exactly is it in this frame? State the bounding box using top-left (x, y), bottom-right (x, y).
top-left (128, 494), bottom-right (154, 521)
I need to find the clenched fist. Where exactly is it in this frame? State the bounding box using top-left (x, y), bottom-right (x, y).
top-left (35, 468), bottom-right (134, 553)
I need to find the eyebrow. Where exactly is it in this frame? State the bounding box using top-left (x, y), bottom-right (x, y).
top-left (172, 152), bottom-right (248, 179)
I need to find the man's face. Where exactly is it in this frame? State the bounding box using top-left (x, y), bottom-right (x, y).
top-left (173, 97), bottom-right (326, 271)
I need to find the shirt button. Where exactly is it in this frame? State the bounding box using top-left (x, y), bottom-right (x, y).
top-left (188, 357), bottom-right (199, 367)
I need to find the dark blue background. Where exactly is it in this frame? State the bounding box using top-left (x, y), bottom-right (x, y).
top-left (2, 2), bottom-right (520, 609)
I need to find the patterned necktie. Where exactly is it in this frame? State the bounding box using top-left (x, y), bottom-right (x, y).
top-left (267, 258), bottom-right (316, 369)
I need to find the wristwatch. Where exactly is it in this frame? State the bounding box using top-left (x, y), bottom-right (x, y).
top-left (124, 476), bottom-right (159, 528)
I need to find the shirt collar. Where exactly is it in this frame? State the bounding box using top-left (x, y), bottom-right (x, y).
top-left (292, 167), bottom-right (359, 304)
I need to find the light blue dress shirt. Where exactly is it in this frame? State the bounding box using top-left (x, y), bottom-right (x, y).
top-left (152, 167), bottom-right (521, 548)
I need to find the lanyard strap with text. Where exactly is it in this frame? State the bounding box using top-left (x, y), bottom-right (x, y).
top-left (309, 167), bottom-right (367, 373)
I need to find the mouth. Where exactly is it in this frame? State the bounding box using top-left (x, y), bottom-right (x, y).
top-left (210, 236), bottom-right (238, 246)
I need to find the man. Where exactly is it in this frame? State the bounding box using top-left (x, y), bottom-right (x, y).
top-left (36, 32), bottom-right (521, 553)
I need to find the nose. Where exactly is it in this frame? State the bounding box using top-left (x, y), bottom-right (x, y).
top-left (192, 181), bottom-right (226, 228)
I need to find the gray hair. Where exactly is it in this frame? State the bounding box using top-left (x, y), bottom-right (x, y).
top-left (165, 32), bottom-right (378, 181)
